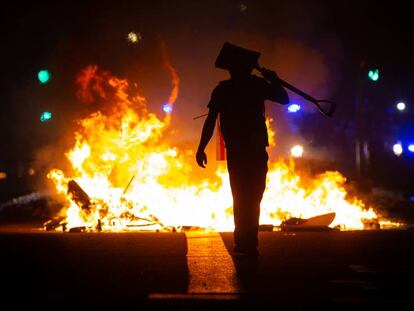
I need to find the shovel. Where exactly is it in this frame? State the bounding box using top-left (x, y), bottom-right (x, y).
top-left (215, 42), bottom-right (336, 117)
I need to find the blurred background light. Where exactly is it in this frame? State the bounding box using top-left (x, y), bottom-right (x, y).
top-left (40, 111), bottom-right (53, 122)
top-left (162, 103), bottom-right (173, 114)
top-left (37, 69), bottom-right (51, 84)
top-left (396, 102), bottom-right (406, 111)
top-left (368, 68), bottom-right (379, 81)
top-left (287, 103), bottom-right (301, 113)
top-left (393, 143), bottom-right (403, 156)
top-left (290, 144), bottom-right (304, 158)
top-left (127, 31), bottom-right (141, 44)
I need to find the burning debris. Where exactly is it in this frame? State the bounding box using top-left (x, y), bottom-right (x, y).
top-left (45, 179), bottom-right (177, 232)
top-left (68, 180), bottom-right (91, 213)
top-left (280, 212), bottom-right (336, 232)
top-left (44, 216), bottom-right (66, 231)
top-left (43, 65), bottom-right (392, 233)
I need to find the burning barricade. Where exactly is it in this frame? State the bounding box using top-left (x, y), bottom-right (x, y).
top-left (43, 65), bottom-right (393, 233)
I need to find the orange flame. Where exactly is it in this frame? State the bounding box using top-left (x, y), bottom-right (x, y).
top-left (161, 41), bottom-right (179, 127)
top-left (47, 65), bottom-right (384, 232)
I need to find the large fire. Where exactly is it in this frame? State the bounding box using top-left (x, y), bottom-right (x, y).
top-left (47, 65), bottom-right (382, 232)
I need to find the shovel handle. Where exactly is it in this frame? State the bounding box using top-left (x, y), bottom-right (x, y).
top-left (255, 65), bottom-right (336, 117)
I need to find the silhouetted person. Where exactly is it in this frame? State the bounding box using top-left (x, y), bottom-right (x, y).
top-left (196, 63), bottom-right (289, 255)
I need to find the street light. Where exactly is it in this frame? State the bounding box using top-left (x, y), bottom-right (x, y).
top-left (291, 145), bottom-right (304, 158)
top-left (38, 69), bottom-right (51, 84)
top-left (127, 31), bottom-right (141, 44)
top-left (368, 68), bottom-right (379, 81)
top-left (396, 102), bottom-right (406, 111)
top-left (392, 143), bottom-right (403, 156)
top-left (40, 111), bottom-right (53, 122)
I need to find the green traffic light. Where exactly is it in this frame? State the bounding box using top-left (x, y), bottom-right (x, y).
top-left (40, 111), bottom-right (53, 122)
top-left (368, 69), bottom-right (379, 81)
top-left (38, 70), bottom-right (51, 84)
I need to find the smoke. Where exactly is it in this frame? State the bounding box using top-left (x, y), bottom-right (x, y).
top-left (154, 1), bottom-right (344, 162)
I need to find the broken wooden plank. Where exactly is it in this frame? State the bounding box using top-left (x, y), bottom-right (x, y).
top-left (67, 180), bottom-right (91, 212)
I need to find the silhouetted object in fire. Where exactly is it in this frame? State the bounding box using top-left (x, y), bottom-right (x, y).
top-left (68, 180), bottom-right (91, 212)
top-left (280, 212), bottom-right (336, 232)
top-left (196, 42), bottom-right (289, 255)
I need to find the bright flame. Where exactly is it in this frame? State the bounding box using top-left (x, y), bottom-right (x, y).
top-left (47, 65), bottom-right (383, 232)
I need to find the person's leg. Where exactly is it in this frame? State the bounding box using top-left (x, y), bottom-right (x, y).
top-left (227, 149), bottom-right (268, 253)
top-left (227, 154), bottom-right (245, 249)
top-left (240, 149), bottom-right (268, 249)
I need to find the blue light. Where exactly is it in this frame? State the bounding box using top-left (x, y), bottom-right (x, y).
top-left (408, 144), bottom-right (414, 152)
top-left (163, 103), bottom-right (173, 114)
top-left (288, 104), bottom-right (301, 113)
top-left (410, 196), bottom-right (414, 202)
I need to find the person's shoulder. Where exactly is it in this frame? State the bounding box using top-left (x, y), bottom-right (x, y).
top-left (209, 80), bottom-right (229, 103)
top-left (217, 79), bottom-right (232, 87)
top-left (212, 79), bottom-right (231, 93)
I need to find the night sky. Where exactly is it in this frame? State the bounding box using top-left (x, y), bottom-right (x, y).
top-left (1, 0), bottom-right (413, 195)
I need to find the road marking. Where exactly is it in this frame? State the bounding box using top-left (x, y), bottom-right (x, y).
top-left (185, 232), bottom-right (241, 294)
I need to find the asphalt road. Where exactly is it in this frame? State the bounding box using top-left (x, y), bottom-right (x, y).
top-left (1, 226), bottom-right (414, 308)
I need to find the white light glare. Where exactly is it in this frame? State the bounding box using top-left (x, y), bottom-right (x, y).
top-left (396, 102), bottom-right (406, 111)
top-left (288, 104), bottom-right (301, 113)
top-left (127, 32), bottom-right (141, 44)
top-left (393, 143), bottom-right (403, 156)
top-left (163, 103), bottom-right (173, 114)
top-left (291, 145), bottom-right (304, 158)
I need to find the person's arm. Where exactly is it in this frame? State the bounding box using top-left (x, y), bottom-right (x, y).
top-left (261, 69), bottom-right (290, 105)
top-left (196, 109), bottom-right (218, 168)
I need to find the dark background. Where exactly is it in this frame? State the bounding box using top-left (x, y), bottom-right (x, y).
top-left (1, 0), bottom-right (413, 201)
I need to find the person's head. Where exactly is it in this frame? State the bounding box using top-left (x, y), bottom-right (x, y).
top-left (229, 64), bottom-right (254, 79)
